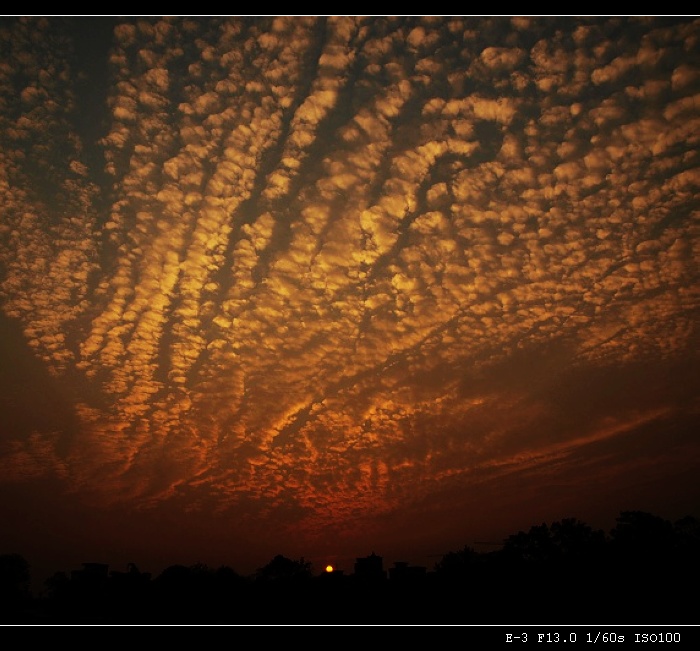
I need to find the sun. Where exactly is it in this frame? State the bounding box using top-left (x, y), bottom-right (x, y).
top-left (325, 564), bottom-right (334, 573)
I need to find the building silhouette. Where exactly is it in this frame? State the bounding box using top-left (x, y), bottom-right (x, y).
top-left (353, 552), bottom-right (386, 581)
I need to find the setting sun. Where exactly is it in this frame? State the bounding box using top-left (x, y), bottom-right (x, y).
top-left (325, 565), bottom-right (335, 573)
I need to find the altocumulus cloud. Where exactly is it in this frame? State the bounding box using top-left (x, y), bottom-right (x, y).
top-left (0, 16), bottom-right (698, 559)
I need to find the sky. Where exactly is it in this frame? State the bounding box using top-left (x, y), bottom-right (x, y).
top-left (1, 15), bottom-right (699, 588)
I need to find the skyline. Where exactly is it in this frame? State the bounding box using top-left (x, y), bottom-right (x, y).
top-left (1, 16), bottom-right (699, 587)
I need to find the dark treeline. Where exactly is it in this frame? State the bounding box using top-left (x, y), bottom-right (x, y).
top-left (2, 510), bottom-right (698, 624)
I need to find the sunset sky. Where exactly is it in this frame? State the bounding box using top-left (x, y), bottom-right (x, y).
top-left (1, 16), bottom-right (699, 586)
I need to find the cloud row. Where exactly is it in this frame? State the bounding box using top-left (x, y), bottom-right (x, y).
top-left (1, 17), bottom-right (698, 537)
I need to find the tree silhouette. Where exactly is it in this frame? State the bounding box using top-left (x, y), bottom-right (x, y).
top-left (44, 570), bottom-right (70, 600)
top-left (550, 517), bottom-right (606, 558)
top-left (151, 563), bottom-right (215, 622)
top-left (610, 510), bottom-right (676, 556)
top-left (672, 514), bottom-right (700, 617)
top-left (248, 555), bottom-right (315, 623)
top-left (434, 545), bottom-right (479, 575)
top-left (502, 522), bottom-right (555, 564)
top-left (254, 554), bottom-right (312, 583)
top-left (0, 553), bottom-right (30, 591)
top-left (501, 518), bottom-right (606, 566)
top-left (3, 508), bottom-right (698, 623)
top-left (674, 514), bottom-right (700, 558)
top-left (605, 511), bottom-right (695, 621)
top-left (0, 553), bottom-right (31, 619)
top-left (496, 517), bottom-right (613, 620)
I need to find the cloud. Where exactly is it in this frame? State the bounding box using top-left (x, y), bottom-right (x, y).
top-left (1, 17), bottom-right (698, 549)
